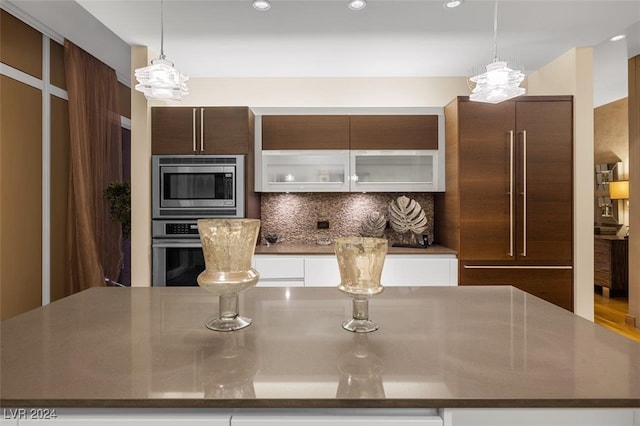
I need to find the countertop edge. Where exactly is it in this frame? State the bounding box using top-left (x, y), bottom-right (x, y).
top-left (2, 398), bottom-right (639, 409)
top-left (254, 243), bottom-right (457, 256)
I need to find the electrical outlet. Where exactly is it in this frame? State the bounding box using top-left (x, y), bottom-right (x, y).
top-left (317, 221), bottom-right (329, 229)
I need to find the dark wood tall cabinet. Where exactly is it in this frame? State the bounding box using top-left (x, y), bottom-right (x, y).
top-left (436, 96), bottom-right (574, 311)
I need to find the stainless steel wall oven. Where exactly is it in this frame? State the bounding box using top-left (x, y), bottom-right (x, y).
top-left (152, 220), bottom-right (203, 287)
top-left (151, 155), bottom-right (245, 286)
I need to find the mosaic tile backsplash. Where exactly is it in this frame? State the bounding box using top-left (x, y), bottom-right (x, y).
top-left (259, 193), bottom-right (434, 246)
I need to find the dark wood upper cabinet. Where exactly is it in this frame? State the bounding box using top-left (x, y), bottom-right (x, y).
top-left (202, 107), bottom-right (250, 154)
top-left (350, 115), bottom-right (439, 150)
top-left (262, 114), bottom-right (439, 150)
top-left (151, 107), bottom-right (196, 155)
top-left (152, 107), bottom-right (250, 155)
top-left (261, 115), bottom-right (350, 150)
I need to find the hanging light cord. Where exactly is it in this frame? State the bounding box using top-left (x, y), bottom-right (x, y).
top-left (159, 0), bottom-right (165, 60)
top-left (492, 0), bottom-right (498, 61)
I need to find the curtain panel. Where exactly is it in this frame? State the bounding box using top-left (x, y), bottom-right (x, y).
top-left (64, 40), bottom-right (122, 294)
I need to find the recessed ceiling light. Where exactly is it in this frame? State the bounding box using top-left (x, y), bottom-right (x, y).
top-left (444, 0), bottom-right (462, 8)
top-left (348, 0), bottom-right (367, 11)
top-left (252, 0), bottom-right (271, 11)
top-left (610, 34), bottom-right (626, 42)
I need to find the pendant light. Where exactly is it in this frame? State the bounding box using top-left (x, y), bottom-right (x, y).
top-left (469, 1), bottom-right (525, 104)
top-left (134, 0), bottom-right (189, 100)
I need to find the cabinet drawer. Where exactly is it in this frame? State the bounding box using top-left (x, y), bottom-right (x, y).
top-left (594, 238), bottom-right (611, 287)
top-left (460, 265), bottom-right (573, 311)
top-left (257, 280), bottom-right (305, 288)
top-left (231, 415), bottom-right (442, 426)
top-left (254, 256), bottom-right (304, 279)
top-left (383, 257), bottom-right (456, 286)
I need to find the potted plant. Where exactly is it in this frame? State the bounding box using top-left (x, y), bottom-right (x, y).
top-left (103, 181), bottom-right (131, 240)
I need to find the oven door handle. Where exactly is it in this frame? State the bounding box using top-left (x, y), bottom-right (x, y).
top-left (152, 240), bottom-right (203, 248)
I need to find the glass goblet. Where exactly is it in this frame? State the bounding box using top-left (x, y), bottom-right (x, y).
top-left (335, 236), bottom-right (387, 333)
top-left (197, 218), bottom-right (260, 332)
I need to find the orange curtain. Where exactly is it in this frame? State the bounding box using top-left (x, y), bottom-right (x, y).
top-left (64, 40), bottom-right (122, 294)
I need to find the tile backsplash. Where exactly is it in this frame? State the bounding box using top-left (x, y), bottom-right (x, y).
top-left (260, 193), bottom-right (434, 245)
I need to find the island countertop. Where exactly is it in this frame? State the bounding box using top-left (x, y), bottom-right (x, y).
top-left (1, 286), bottom-right (639, 409)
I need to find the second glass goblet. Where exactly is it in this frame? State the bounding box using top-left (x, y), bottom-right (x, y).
top-left (335, 237), bottom-right (388, 333)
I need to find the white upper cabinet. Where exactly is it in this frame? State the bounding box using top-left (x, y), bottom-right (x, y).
top-left (260, 150), bottom-right (351, 192)
top-left (253, 108), bottom-right (445, 192)
top-left (350, 149), bottom-right (439, 192)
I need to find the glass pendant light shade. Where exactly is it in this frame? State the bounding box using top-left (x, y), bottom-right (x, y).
top-left (134, 0), bottom-right (188, 101)
top-left (469, 1), bottom-right (525, 104)
top-left (470, 60), bottom-right (525, 104)
top-left (135, 57), bottom-right (189, 100)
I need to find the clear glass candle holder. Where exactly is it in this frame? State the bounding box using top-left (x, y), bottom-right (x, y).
top-left (197, 218), bottom-right (260, 332)
top-left (335, 237), bottom-right (387, 333)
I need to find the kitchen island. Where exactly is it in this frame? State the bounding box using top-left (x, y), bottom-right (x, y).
top-left (1, 286), bottom-right (639, 425)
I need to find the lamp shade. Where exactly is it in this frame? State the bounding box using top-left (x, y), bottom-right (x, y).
top-left (609, 180), bottom-right (629, 200)
top-left (470, 60), bottom-right (526, 104)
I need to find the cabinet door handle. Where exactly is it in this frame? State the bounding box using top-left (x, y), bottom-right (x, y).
top-left (521, 129), bottom-right (527, 257)
top-left (192, 108), bottom-right (197, 152)
top-left (200, 108), bottom-right (204, 152)
top-left (508, 130), bottom-right (514, 257)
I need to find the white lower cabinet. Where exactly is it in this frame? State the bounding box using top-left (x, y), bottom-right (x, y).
top-left (303, 255), bottom-right (457, 287)
top-left (382, 256), bottom-right (457, 286)
top-left (254, 256), bottom-right (305, 287)
top-left (442, 408), bottom-right (640, 426)
top-left (304, 256), bottom-right (341, 287)
top-left (15, 410), bottom-right (230, 425)
top-left (231, 415), bottom-right (443, 426)
top-left (302, 255), bottom-right (458, 287)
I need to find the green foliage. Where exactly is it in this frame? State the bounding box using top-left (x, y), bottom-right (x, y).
top-left (103, 181), bottom-right (131, 240)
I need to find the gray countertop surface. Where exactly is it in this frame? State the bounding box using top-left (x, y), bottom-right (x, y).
top-left (2, 286), bottom-right (639, 408)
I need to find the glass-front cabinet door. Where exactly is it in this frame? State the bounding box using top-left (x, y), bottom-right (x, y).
top-left (260, 150), bottom-right (350, 192)
top-left (350, 150), bottom-right (439, 192)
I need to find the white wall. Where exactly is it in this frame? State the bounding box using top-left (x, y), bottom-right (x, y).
top-left (153, 77), bottom-right (470, 108)
top-left (527, 48), bottom-right (595, 321)
top-left (131, 47), bottom-right (154, 287)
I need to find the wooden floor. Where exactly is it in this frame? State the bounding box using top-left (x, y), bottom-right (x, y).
top-left (594, 293), bottom-right (640, 342)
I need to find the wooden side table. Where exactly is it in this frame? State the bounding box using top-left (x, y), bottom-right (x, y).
top-left (594, 236), bottom-right (629, 297)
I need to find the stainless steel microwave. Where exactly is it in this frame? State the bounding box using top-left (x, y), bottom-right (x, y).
top-left (152, 155), bottom-right (244, 219)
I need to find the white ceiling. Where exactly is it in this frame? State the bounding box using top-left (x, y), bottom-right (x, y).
top-left (5, 0), bottom-right (640, 105)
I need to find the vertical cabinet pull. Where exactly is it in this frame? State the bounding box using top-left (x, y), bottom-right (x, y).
top-left (508, 130), bottom-right (514, 257)
top-left (200, 108), bottom-right (204, 152)
top-left (521, 130), bottom-right (528, 257)
top-left (192, 108), bottom-right (197, 152)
